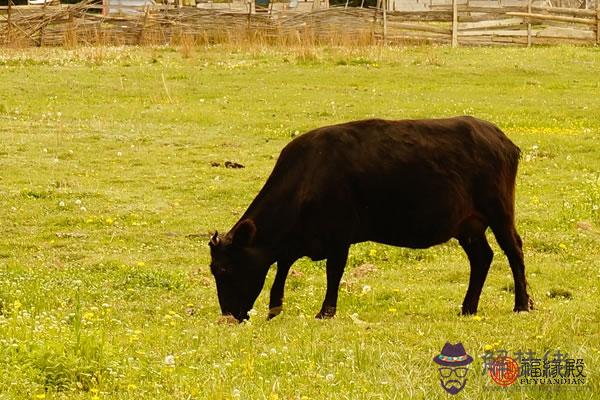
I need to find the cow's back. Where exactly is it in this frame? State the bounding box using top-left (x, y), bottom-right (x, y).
top-left (244, 117), bottom-right (520, 256)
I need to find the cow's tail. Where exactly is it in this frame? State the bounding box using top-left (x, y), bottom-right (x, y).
top-left (506, 142), bottom-right (521, 177)
top-left (497, 130), bottom-right (522, 221)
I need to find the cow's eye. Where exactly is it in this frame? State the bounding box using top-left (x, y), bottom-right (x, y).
top-left (211, 263), bottom-right (232, 278)
top-left (209, 263), bottom-right (221, 276)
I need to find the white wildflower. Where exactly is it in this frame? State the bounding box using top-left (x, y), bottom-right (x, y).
top-left (164, 355), bottom-right (175, 366)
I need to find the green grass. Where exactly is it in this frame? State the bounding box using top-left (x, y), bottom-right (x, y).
top-left (0, 45), bottom-right (599, 399)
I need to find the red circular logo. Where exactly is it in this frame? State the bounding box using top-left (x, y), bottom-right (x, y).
top-left (489, 356), bottom-right (519, 386)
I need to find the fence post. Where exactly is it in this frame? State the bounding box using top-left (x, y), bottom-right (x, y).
top-left (383, 0), bottom-right (387, 44)
top-left (527, 0), bottom-right (532, 47)
top-left (138, 7), bottom-right (149, 45)
top-left (451, 0), bottom-right (458, 48)
top-left (596, 2), bottom-right (600, 45)
top-left (7, 0), bottom-right (12, 43)
top-left (40, 13), bottom-right (46, 47)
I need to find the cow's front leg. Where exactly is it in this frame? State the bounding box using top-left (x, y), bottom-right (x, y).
top-left (267, 260), bottom-right (293, 319)
top-left (316, 247), bottom-right (349, 319)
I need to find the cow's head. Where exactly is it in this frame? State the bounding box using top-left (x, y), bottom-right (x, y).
top-left (209, 219), bottom-right (270, 322)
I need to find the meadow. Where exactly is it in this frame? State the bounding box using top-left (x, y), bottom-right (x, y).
top-left (0, 44), bottom-right (599, 399)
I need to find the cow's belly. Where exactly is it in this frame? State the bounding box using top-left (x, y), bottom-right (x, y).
top-left (358, 220), bottom-right (456, 249)
top-left (352, 197), bottom-right (468, 249)
top-left (367, 231), bottom-right (452, 249)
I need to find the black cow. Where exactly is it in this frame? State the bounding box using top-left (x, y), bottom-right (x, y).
top-left (209, 116), bottom-right (532, 322)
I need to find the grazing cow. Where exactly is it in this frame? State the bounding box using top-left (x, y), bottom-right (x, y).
top-left (209, 116), bottom-right (532, 322)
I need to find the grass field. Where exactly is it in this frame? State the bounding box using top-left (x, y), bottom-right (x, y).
top-left (1, 45), bottom-right (599, 400)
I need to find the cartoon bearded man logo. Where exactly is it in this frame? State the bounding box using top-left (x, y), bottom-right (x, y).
top-left (433, 342), bottom-right (474, 395)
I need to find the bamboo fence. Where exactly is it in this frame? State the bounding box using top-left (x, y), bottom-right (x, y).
top-left (1, 1), bottom-right (599, 46)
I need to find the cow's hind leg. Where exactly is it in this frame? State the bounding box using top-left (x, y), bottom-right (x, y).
top-left (316, 247), bottom-right (349, 319)
top-left (267, 260), bottom-right (294, 320)
top-left (491, 222), bottom-right (532, 312)
top-left (459, 232), bottom-right (494, 315)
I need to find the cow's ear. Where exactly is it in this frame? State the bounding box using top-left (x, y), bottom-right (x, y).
top-left (232, 219), bottom-right (256, 247)
top-left (209, 231), bottom-right (220, 249)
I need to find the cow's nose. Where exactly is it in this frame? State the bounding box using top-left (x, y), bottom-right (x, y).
top-left (235, 312), bottom-right (249, 323)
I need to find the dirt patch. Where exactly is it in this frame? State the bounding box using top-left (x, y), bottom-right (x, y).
top-left (351, 263), bottom-right (378, 278)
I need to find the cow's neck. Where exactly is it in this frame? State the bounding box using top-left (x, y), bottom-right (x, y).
top-left (238, 204), bottom-right (299, 263)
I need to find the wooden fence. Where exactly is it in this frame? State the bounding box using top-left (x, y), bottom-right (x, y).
top-left (1, 1), bottom-right (599, 46)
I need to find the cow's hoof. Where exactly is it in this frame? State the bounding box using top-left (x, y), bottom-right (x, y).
top-left (267, 306), bottom-right (282, 320)
top-left (513, 305), bottom-right (530, 313)
top-left (460, 307), bottom-right (477, 316)
top-left (315, 312), bottom-right (335, 319)
top-left (315, 307), bottom-right (336, 319)
top-left (514, 297), bottom-right (533, 313)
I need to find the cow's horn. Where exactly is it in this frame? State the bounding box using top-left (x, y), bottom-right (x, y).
top-left (209, 231), bottom-right (220, 247)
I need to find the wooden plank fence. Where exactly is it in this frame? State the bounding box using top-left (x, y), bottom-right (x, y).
top-left (1, 1), bottom-right (599, 46)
